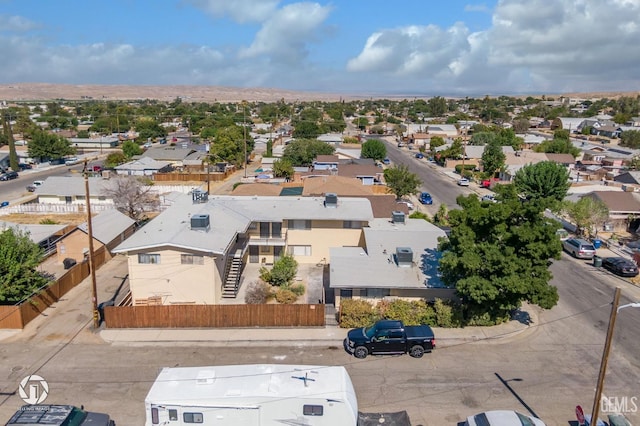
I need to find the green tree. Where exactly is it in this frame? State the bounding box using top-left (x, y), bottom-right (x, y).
top-left (481, 140), bottom-right (506, 177)
top-left (292, 121), bottom-right (321, 139)
top-left (620, 130), bottom-right (640, 149)
top-left (355, 117), bottom-right (369, 130)
top-left (562, 196), bottom-right (609, 238)
top-left (383, 164), bottom-right (421, 199)
top-left (272, 159), bottom-right (294, 180)
top-left (438, 195), bottom-right (560, 322)
top-left (135, 117), bottom-right (167, 141)
top-left (27, 130), bottom-right (76, 161)
top-left (433, 204), bottom-right (449, 226)
top-left (361, 138), bottom-right (386, 161)
top-left (512, 118), bottom-right (530, 133)
top-left (209, 125), bottom-right (251, 167)
top-left (77, 130), bottom-right (90, 138)
top-left (513, 161), bottom-right (570, 206)
top-left (122, 140), bottom-right (142, 159)
top-left (104, 152), bottom-right (127, 168)
top-left (282, 139), bottom-right (335, 166)
top-left (533, 138), bottom-right (580, 157)
top-left (259, 254), bottom-right (298, 287)
top-left (0, 228), bottom-right (51, 304)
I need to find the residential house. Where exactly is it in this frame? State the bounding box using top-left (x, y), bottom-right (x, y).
top-left (591, 125), bottom-right (622, 139)
top-left (68, 136), bottom-right (119, 150)
top-left (0, 221), bottom-right (72, 257)
top-left (519, 133), bottom-right (548, 149)
top-left (313, 155), bottom-right (339, 171)
top-left (500, 151), bottom-right (549, 181)
top-left (334, 144), bottom-right (362, 161)
top-left (614, 171), bottom-right (640, 186)
top-left (427, 124), bottom-right (458, 138)
top-left (112, 193), bottom-right (374, 305)
top-left (581, 191), bottom-right (640, 232)
top-left (34, 176), bottom-right (116, 206)
top-left (337, 162), bottom-right (384, 185)
top-left (545, 153), bottom-right (576, 169)
top-left (330, 214), bottom-right (454, 308)
top-left (140, 146), bottom-right (197, 168)
top-left (232, 183), bottom-right (288, 197)
top-left (317, 133), bottom-right (343, 145)
top-left (56, 209), bottom-right (136, 264)
top-left (553, 117), bottom-right (585, 133)
top-left (115, 157), bottom-right (173, 176)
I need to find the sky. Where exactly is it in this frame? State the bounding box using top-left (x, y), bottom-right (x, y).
top-left (1, 0), bottom-right (639, 97)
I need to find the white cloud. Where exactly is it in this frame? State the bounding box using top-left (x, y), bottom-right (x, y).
top-left (185, 0), bottom-right (280, 23)
top-left (0, 14), bottom-right (38, 32)
top-left (239, 2), bottom-right (332, 64)
top-left (346, 0), bottom-right (640, 94)
top-left (464, 3), bottom-right (490, 13)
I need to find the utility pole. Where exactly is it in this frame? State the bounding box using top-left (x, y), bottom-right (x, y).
top-left (590, 287), bottom-right (621, 426)
top-left (83, 160), bottom-right (100, 329)
top-left (243, 101), bottom-right (247, 178)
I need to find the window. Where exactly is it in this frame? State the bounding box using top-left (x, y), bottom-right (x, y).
top-left (288, 245), bottom-right (311, 256)
top-left (138, 253), bottom-right (160, 264)
top-left (181, 254), bottom-right (204, 265)
top-left (183, 412), bottom-right (204, 423)
top-left (365, 288), bottom-right (390, 298)
top-left (340, 289), bottom-right (353, 299)
top-left (248, 222), bottom-right (257, 230)
top-left (169, 409), bottom-right (178, 421)
top-left (303, 405), bottom-right (324, 416)
top-left (343, 220), bottom-right (362, 229)
top-left (289, 219), bottom-right (311, 230)
top-left (272, 222), bottom-right (282, 238)
top-left (260, 245), bottom-right (271, 253)
top-left (260, 222), bottom-right (270, 238)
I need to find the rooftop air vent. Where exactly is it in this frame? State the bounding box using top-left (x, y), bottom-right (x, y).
top-left (192, 189), bottom-right (209, 204)
top-left (391, 211), bottom-right (405, 224)
top-left (190, 214), bottom-right (210, 231)
top-left (396, 247), bottom-right (413, 267)
top-left (324, 193), bottom-right (338, 208)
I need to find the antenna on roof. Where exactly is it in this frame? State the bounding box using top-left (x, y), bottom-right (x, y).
top-left (291, 372), bottom-right (316, 387)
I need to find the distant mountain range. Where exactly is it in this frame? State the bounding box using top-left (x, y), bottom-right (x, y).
top-left (0, 83), bottom-right (637, 102)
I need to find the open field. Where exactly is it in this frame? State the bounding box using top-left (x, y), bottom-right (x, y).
top-left (1, 83), bottom-right (638, 103)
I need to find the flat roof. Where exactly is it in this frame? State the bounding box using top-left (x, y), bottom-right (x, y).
top-left (145, 364), bottom-right (355, 407)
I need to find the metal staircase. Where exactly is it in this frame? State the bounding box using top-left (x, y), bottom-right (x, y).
top-left (222, 250), bottom-right (244, 298)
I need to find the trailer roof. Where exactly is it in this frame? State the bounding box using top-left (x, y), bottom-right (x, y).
top-left (145, 364), bottom-right (356, 408)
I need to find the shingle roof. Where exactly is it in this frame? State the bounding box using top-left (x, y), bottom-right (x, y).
top-left (77, 209), bottom-right (136, 245)
top-left (302, 175), bottom-right (373, 197)
top-left (35, 176), bottom-right (115, 197)
top-left (232, 183), bottom-right (287, 196)
top-left (587, 191), bottom-right (640, 213)
top-left (0, 221), bottom-right (67, 244)
top-left (141, 147), bottom-right (196, 161)
top-left (113, 194), bottom-right (374, 255)
top-left (115, 157), bottom-right (172, 171)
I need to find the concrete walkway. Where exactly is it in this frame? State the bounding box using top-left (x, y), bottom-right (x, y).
top-left (98, 304), bottom-right (538, 348)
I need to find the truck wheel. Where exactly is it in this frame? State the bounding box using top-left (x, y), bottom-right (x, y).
top-left (354, 346), bottom-right (368, 359)
top-left (409, 345), bottom-right (425, 358)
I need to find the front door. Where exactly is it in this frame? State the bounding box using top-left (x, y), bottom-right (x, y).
top-left (249, 246), bottom-right (259, 263)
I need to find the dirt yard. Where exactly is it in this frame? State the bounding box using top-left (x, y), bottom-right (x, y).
top-left (1, 213), bottom-right (89, 225)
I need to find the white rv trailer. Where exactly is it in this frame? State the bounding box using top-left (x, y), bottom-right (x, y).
top-left (144, 364), bottom-right (358, 426)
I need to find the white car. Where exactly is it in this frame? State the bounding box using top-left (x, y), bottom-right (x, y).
top-left (481, 194), bottom-right (497, 203)
top-left (64, 157), bottom-right (79, 166)
top-left (458, 178), bottom-right (470, 186)
top-left (465, 410), bottom-right (546, 426)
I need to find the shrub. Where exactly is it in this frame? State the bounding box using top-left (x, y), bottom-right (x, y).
top-left (433, 298), bottom-right (463, 328)
top-left (377, 299), bottom-right (436, 326)
top-left (39, 218), bottom-right (59, 225)
top-left (454, 164), bottom-right (476, 173)
top-left (289, 283), bottom-right (305, 296)
top-left (259, 254), bottom-right (298, 287)
top-left (275, 288), bottom-right (298, 304)
top-left (339, 299), bottom-right (378, 328)
top-left (244, 280), bottom-right (273, 304)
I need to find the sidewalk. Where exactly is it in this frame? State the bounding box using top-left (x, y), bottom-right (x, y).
top-left (99, 305), bottom-right (538, 348)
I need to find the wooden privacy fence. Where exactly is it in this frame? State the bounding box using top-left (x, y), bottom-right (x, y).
top-left (0, 245), bottom-right (108, 329)
top-left (153, 171), bottom-right (231, 183)
top-left (103, 303), bottom-right (325, 328)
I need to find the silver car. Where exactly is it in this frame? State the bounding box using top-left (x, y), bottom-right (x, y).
top-left (562, 238), bottom-right (596, 259)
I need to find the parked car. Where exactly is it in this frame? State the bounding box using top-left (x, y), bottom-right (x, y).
top-left (143, 142), bottom-right (153, 148)
top-left (562, 238), bottom-right (596, 259)
top-left (382, 158), bottom-right (391, 165)
top-left (397, 199), bottom-right (414, 210)
top-left (0, 171), bottom-right (19, 181)
top-left (0, 201), bottom-right (9, 208)
top-left (458, 178), bottom-right (470, 186)
top-left (26, 184), bottom-right (37, 192)
top-left (419, 192), bottom-right (433, 205)
top-left (415, 152), bottom-right (424, 159)
top-left (481, 194), bottom-right (497, 203)
top-left (602, 257), bottom-right (639, 277)
top-left (344, 320), bottom-right (435, 359)
top-left (6, 404), bottom-right (115, 426)
top-left (64, 157), bottom-right (80, 166)
top-left (18, 163), bottom-right (33, 170)
top-left (464, 410), bottom-right (546, 426)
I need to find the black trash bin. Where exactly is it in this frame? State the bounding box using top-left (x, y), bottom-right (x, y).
top-left (593, 256), bottom-right (603, 267)
top-left (63, 258), bottom-right (77, 269)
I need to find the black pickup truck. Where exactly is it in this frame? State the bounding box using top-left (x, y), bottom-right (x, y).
top-left (344, 319), bottom-right (435, 359)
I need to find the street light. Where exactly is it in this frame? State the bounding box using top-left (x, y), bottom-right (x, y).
top-left (589, 288), bottom-right (640, 426)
